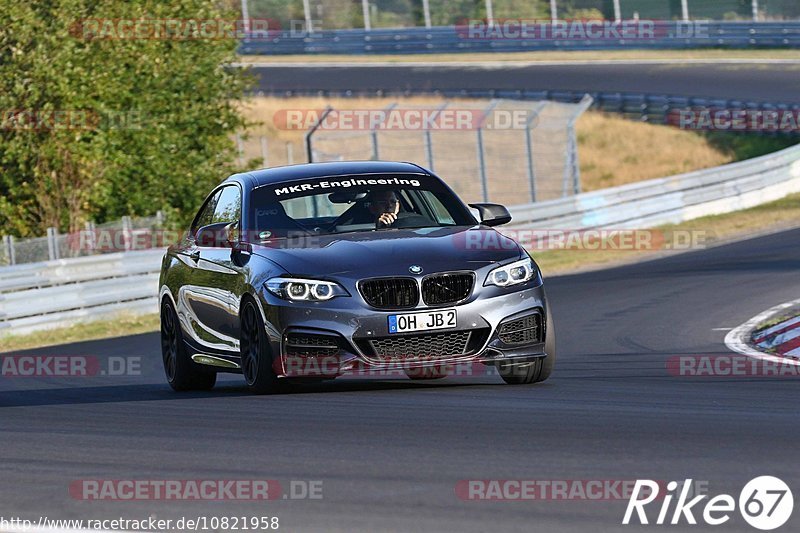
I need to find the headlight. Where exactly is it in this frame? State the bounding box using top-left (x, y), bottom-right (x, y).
top-left (485, 257), bottom-right (537, 287)
top-left (265, 277), bottom-right (349, 301)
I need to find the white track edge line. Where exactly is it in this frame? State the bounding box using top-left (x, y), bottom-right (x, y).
top-left (724, 298), bottom-right (800, 365)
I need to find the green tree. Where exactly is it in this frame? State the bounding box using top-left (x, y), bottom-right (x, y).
top-left (0, 0), bottom-right (252, 236)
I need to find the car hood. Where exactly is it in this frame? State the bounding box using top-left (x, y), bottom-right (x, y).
top-left (250, 226), bottom-right (524, 277)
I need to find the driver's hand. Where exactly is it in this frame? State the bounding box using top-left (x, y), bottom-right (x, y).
top-left (377, 212), bottom-right (397, 227)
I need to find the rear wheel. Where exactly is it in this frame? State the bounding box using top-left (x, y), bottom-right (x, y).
top-left (240, 299), bottom-right (281, 394)
top-left (160, 300), bottom-right (216, 391)
top-left (499, 307), bottom-right (556, 385)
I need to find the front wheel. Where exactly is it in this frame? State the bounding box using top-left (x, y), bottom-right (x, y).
top-left (160, 300), bottom-right (216, 391)
top-left (499, 307), bottom-right (556, 385)
top-left (240, 299), bottom-right (281, 394)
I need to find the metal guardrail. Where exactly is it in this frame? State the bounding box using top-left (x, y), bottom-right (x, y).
top-left (504, 143), bottom-right (800, 233)
top-left (239, 22), bottom-right (800, 55)
top-left (0, 250), bottom-right (163, 336)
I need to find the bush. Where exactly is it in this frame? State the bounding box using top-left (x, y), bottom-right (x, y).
top-left (0, 0), bottom-right (253, 237)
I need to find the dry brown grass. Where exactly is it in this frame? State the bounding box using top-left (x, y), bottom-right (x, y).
top-left (576, 111), bottom-right (732, 191)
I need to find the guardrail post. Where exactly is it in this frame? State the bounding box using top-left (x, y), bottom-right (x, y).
top-left (550, 0), bottom-right (558, 21)
top-left (286, 142), bottom-right (294, 165)
top-left (361, 0), bottom-right (371, 31)
top-left (156, 211), bottom-right (164, 226)
top-left (260, 136), bottom-right (269, 166)
top-left (304, 106), bottom-right (333, 163)
top-left (370, 103), bottom-right (397, 161)
top-left (83, 221), bottom-right (96, 255)
top-left (613, 0), bottom-right (621, 22)
top-left (485, 0), bottom-right (494, 25)
top-left (235, 134), bottom-right (245, 167)
top-left (525, 102), bottom-right (547, 203)
top-left (476, 130), bottom-right (488, 202)
top-left (752, 0), bottom-right (759, 21)
top-left (562, 135), bottom-right (573, 197)
top-left (122, 216), bottom-right (132, 252)
top-left (46, 227), bottom-right (60, 260)
top-left (564, 95), bottom-right (594, 196)
top-left (370, 132), bottom-right (379, 161)
top-left (476, 100), bottom-right (499, 203)
top-left (425, 102), bottom-right (449, 171)
top-left (681, 0), bottom-right (689, 21)
top-left (302, 0), bottom-right (313, 32)
top-left (3, 235), bottom-right (15, 266)
top-left (239, 0), bottom-right (250, 40)
top-left (422, 0), bottom-right (431, 28)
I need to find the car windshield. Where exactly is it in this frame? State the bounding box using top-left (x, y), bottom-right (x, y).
top-left (249, 174), bottom-right (476, 239)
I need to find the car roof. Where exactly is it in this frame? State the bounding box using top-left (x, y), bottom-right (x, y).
top-left (226, 161), bottom-right (431, 189)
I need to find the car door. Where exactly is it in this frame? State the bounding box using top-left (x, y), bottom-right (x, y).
top-left (180, 184), bottom-right (245, 355)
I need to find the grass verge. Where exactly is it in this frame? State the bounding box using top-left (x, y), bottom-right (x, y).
top-left (0, 313), bottom-right (160, 353)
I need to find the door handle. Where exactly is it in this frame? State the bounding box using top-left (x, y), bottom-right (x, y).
top-left (190, 250), bottom-right (200, 263)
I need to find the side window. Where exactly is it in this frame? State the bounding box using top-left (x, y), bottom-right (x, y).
top-left (191, 190), bottom-right (221, 236)
top-left (212, 186), bottom-right (242, 225)
top-left (420, 190), bottom-right (456, 225)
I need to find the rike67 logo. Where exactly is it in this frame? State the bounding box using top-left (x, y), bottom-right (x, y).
top-left (623, 477), bottom-right (793, 530)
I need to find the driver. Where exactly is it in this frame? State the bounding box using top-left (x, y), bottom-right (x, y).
top-left (367, 190), bottom-right (402, 228)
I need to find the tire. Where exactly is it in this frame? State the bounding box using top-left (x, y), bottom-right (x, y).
top-left (160, 300), bottom-right (217, 391)
top-left (499, 306), bottom-right (556, 385)
top-left (240, 298), bottom-right (281, 394)
top-left (405, 364), bottom-right (451, 380)
top-left (537, 306), bottom-right (557, 382)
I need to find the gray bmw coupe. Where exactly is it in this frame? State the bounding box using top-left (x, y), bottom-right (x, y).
top-left (159, 161), bottom-right (555, 393)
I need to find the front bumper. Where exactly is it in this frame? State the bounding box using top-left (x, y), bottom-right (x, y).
top-left (259, 281), bottom-right (550, 378)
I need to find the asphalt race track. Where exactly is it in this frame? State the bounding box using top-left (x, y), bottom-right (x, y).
top-left (2, 227), bottom-right (799, 532)
top-left (251, 62), bottom-right (800, 104)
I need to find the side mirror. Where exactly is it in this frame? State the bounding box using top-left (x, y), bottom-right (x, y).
top-left (195, 222), bottom-right (230, 248)
top-left (469, 203), bottom-right (512, 227)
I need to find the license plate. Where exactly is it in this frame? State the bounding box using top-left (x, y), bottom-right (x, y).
top-left (388, 309), bottom-right (457, 334)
